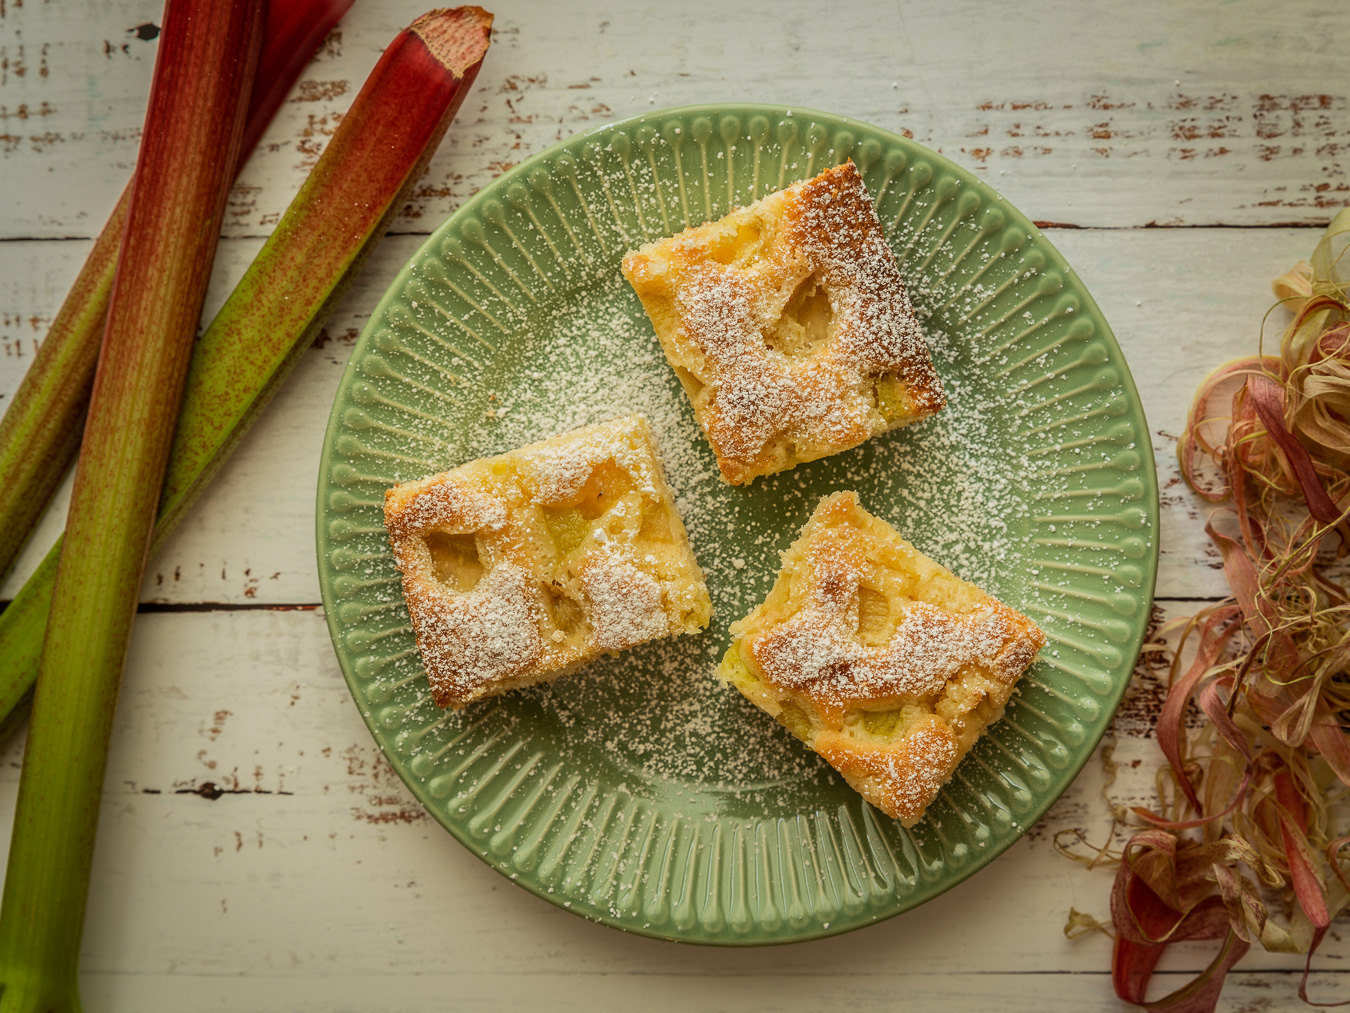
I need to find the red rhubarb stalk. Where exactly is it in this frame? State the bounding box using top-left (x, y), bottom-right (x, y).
top-left (0, 0), bottom-right (354, 583)
top-left (0, 5), bottom-right (494, 754)
top-left (0, 2), bottom-right (263, 1008)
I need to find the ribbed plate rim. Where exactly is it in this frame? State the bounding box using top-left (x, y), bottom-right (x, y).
top-left (315, 101), bottom-right (1160, 945)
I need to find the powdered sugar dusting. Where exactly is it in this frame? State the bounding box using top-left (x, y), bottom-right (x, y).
top-left (787, 166), bottom-right (939, 388)
top-left (384, 414), bottom-right (708, 709)
top-left (623, 162), bottom-right (944, 483)
top-left (758, 600), bottom-right (1023, 710)
top-left (583, 555), bottom-right (669, 650)
top-left (386, 474), bottom-right (507, 537)
top-left (817, 721), bottom-right (961, 824)
top-left (377, 257), bottom-right (1038, 796)
top-left (519, 415), bottom-right (658, 503)
top-left (404, 562), bottom-right (541, 700)
top-left (357, 152), bottom-right (1070, 804)
top-left (879, 725), bottom-right (960, 818)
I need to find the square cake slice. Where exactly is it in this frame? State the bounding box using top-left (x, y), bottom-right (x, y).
top-left (384, 414), bottom-right (711, 709)
top-left (719, 492), bottom-right (1045, 826)
top-left (621, 161), bottom-right (945, 485)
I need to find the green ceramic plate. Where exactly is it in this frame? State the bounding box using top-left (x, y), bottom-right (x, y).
top-left (316, 103), bottom-right (1158, 944)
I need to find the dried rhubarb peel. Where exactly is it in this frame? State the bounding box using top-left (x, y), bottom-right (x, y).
top-left (0, 8), bottom-right (493, 744)
top-left (1084, 209), bottom-right (1350, 1012)
top-left (0, 2), bottom-right (263, 1009)
top-left (0, 0), bottom-right (355, 583)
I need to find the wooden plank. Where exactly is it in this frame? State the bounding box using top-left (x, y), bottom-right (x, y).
top-left (0, 605), bottom-right (1339, 1006)
top-left (0, 227), bottom-right (1317, 604)
top-left (73, 971), bottom-right (1350, 1013)
top-left (3, 0), bottom-right (1346, 1007)
top-left (0, 0), bottom-right (1346, 237)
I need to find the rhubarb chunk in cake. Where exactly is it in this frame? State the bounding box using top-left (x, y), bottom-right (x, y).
top-left (719, 492), bottom-right (1045, 826)
top-left (384, 414), bottom-right (710, 708)
top-left (621, 161), bottom-right (944, 485)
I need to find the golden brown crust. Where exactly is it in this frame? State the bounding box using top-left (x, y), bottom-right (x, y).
top-left (384, 415), bottom-right (711, 708)
top-left (719, 491), bottom-right (1045, 826)
top-left (814, 718), bottom-right (960, 825)
top-left (622, 162), bottom-right (944, 485)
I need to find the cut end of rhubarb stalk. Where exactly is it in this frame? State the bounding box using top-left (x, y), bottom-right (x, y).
top-left (410, 6), bottom-right (493, 76)
top-left (0, 0), bottom-right (353, 589)
top-left (0, 4), bottom-right (498, 751)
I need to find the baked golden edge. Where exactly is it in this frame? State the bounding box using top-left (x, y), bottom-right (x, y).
top-left (717, 491), bottom-right (1044, 826)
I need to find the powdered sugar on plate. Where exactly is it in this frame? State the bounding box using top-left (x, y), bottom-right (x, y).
top-left (362, 251), bottom-right (1038, 805)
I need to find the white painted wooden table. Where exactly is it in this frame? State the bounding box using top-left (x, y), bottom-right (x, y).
top-left (2, 1), bottom-right (1348, 1009)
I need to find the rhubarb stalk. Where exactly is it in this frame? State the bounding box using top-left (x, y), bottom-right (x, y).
top-left (0, 0), bottom-right (354, 583)
top-left (0, 5), bottom-right (493, 749)
top-left (0, 1), bottom-right (263, 1007)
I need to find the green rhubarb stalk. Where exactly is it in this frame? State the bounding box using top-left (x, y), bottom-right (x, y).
top-left (0, 0), bottom-right (354, 583)
top-left (0, 1), bottom-right (263, 1008)
top-left (0, 3), bottom-right (494, 752)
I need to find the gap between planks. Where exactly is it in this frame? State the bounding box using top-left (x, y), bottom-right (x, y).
top-left (0, 597), bottom-right (1235, 613)
top-left (0, 222), bottom-right (1329, 246)
top-left (0, 599), bottom-right (321, 613)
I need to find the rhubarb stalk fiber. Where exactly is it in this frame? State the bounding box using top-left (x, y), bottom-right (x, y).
top-left (1059, 208), bottom-right (1350, 1012)
top-left (0, 5), bottom-right (494, 745)
top-left (0, 7), bottom-right (493, 746)
top-left (0, 0), bottom-right (354, 583)
top-left (0, 1), bottom-right (263, 1009)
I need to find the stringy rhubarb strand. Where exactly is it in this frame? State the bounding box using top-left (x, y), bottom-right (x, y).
top-left (1100, 209), bottom-right (1350, 1011)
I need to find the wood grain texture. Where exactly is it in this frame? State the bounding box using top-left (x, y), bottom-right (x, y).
top-left (0, 607), bottom-right (1341, 1007)
top-left (0, 228), bottom-right (1317, 604)
top-left (68, 973), bottom-right (1350, 1013)
top-left (3, 0), bottom-right (1349, 1007)
top-left (0, 0), bottom-right (1347, 238)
